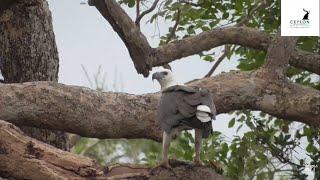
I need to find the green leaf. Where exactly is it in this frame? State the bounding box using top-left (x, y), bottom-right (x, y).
top-left (127, 0), bottom-right (135, 8)
top-left (306, 143), bottom-right (313, 153)
top-left (203, 55), bottom-right (213, 62)
top-left (228, 118), bottom-right (236, 128)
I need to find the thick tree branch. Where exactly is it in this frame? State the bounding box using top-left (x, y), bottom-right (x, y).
top-left (88, 0), bottom-right (154, 77)
top-left (290, 50), bottom-right (320, 74)
top-left (156, 27), bottom-right (317, 74)
top-left (261, 34), bottom-right (298, 77)
top-left (0, 120), bottom-right (224, 179)
top-left (0, 81), bottom-right (161, 141)
top-left (154, 27), bottom-right (303, 71)
top-left (0, 72), bottom-right (318, 142)
top-left (0, 120), bottom-right (108, 179)
top-left (89, 0), bottom-right (319, 76)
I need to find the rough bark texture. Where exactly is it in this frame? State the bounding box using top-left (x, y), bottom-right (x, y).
top-left (0, 120), bottom-right (107, 180)
top-left (290, 50), bottom-right (320, 74)
top-left (0, 120), bottom-right (224, 180)
top-left (0, 0), bottom-right (69, 150)
top-left (89, 0), bottom-right (320, 76)
top-left (0, 72), bottom-right (318, 142)
top-left (261, 35), bottom-right (298, 78)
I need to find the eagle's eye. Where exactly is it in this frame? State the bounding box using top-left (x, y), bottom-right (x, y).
top-left (163, 71), bottom-right (168, 75)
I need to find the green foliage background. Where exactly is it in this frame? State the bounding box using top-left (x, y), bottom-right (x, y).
top-left (74, 1), bottom-right (319, 179)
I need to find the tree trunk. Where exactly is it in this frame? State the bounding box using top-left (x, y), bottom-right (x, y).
top-left (0, 0), bottom-right (69, 150)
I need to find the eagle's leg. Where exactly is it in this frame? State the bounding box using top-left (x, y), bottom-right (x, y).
top-left (160, 131), bottom-right (172, 169)
top-left (194, 128), bottom-right (204, 166)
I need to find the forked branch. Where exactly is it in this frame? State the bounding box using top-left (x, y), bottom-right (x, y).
top-left (260, 33), bottom-right (298, 78)
top-left (204, 45), bottom-right (230, 78)
top-left (135, 0), bottom-right (160, 27)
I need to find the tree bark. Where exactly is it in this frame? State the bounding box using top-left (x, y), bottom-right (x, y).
top-left (0, 120), bottom-right (224, 180)
top-left (0, 0), bottom-right (69, 150)
top-left (0, 72), bottom-right (318, 143)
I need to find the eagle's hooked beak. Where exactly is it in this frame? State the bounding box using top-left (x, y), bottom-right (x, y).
top-left (152, 72), bottom-right (161, 81)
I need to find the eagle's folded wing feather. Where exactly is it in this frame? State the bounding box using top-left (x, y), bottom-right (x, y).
top-left (157, 85), bottom-right (216, 137)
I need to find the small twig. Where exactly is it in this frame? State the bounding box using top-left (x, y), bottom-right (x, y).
top-left (236, 0), bottom-right (266, 27)
top-left (166, 9), bottom-right (181, 44)
top-left (135, 0), bottom-right (160, 27)
top-left (136, 0), bottom-right (140, 20)
top-left (162, 9), bottom-right (180, 71)
top-left (81, 64), bottom-right (94, 88)
top-left (204, 45), bottom-right (230, 78)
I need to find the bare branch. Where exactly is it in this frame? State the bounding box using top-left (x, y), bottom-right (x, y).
top-left (136, 0), bottom-right (140, 21)
top-left (155, 26), bottom-right (270, 65)
top-left (204, 45), bottom-right (230, 78)
top-left (155, 27), bottom-right (318, 74)
top-left (135, 0), bottom-right (160, 27)
top-left (0, 72), bottom-right (318, 142)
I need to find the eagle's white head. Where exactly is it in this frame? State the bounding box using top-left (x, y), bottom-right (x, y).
top-left (152, 69), bottom-right (177, 90)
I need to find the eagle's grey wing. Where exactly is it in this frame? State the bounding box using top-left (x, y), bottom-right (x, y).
top-left (163, 85), bottom-right (197, 93)
top-left (179, 86), bottom-right (216, 138)
top-left (157, 91), bottom-right (185, 133)
top-left (179, 86), bottom-right (216, 119)
top-left (157, 85), bottom-right (216, 137)
top-left (163, 85), bottom-right (200, 118)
